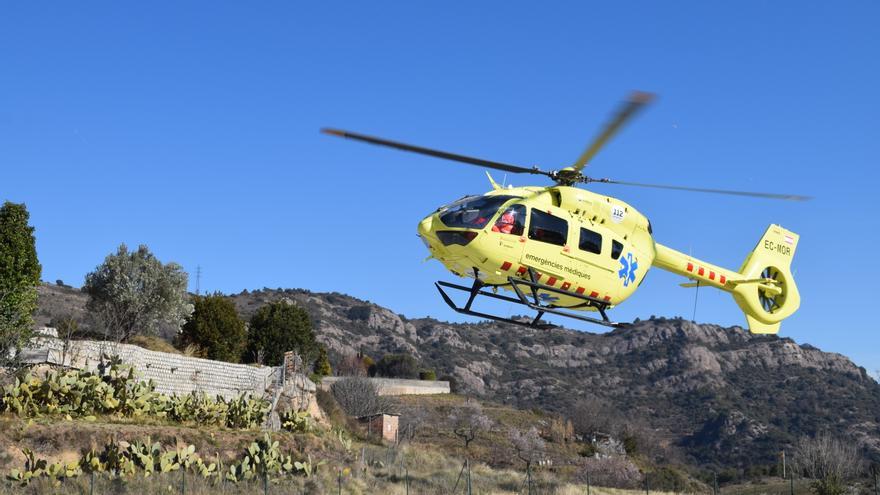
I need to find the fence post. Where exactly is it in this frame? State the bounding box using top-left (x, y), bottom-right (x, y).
top-left (338, 468), bottom-right (342, 495)
top-left (181, 467), bottom-right (186, 495)
top-left (645, 472), bottom-right (649, 495)
top-left (713, 472), bottom-right (718, 495)
top-left (789, 472), bottom-right (794, 495)
top-left (405, 467), bottom-right (410, 495)
top-left (466, 458), bottom-right (472, 495)
top-left (527, 462), bottom-right (532, 495)
top-left (263, 468), bottom-right (268, 495)
top-left (89, 470), bottom-right (94, 495)
top-left (587, 473), bottom-right (591, 495)
top-left (874, 467), bottom-right (879, 495)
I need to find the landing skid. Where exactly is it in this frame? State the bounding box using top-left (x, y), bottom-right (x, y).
top-left (435, 268), bottom-right (622, 330)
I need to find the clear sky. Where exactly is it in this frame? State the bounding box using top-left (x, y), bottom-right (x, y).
top-left (2, 2), bottom-right (878, 374)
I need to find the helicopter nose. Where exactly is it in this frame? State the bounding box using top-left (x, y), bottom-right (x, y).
top-left (418, 215), bottom-right (433, 237)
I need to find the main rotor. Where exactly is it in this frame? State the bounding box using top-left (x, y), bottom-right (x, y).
top-left (322, 92), bottom-right (810, 201)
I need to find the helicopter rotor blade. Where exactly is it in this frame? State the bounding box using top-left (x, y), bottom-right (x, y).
top-left (571, 91), bottom-right (655, 173)
top-left (321, 128), bottom-right (551, 177)
top-left (594, 179), bottom-right (811, 201)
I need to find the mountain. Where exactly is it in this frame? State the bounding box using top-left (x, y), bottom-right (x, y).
top-left (35, 283), bottom-right (880, 469)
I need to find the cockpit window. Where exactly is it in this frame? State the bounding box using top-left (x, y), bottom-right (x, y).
top-left (439, 195), bottom-right (517, 229)
top-left (492, 204), bottom-right (526, 236)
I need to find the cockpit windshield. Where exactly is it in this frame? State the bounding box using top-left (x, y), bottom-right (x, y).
top-left (439, 195), bottom-right (518, 229)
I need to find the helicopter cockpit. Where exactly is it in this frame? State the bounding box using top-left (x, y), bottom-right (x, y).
top-left (437, 194), bottom-right (519, 230)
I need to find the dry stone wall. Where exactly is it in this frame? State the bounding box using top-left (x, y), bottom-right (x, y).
top-left (21, 338), bottom-right (304, 400)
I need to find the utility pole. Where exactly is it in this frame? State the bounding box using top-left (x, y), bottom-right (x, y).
top-left (195, 265), bottom-right (201, 295)
top-left (781, 450), bottom-right (786, 479)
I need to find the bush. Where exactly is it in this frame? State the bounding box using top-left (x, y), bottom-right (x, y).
top-left (419, 369), bottom-right (437, 381)
top-left (330, 377), bottom-right (395, 418)
top-left (375, 353), bottom-right (419, 379)
top-left (244, 300), bottom-right (317, 366)
top-left (177, 294), bottom-right (246, 363)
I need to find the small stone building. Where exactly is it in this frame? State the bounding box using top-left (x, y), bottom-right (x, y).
top-left (359, 413), bottom-right (399, 443)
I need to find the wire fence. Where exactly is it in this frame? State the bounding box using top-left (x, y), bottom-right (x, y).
top-left (0, 446), bottom-right (873, 495)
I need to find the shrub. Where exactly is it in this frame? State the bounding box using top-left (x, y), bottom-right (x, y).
top-left (330, 377), bottom-right (395, 418)
top-left (375, 353), bottom-right (419, 379)
top-left (177, 293), bottom-right (246, 362)
top-left (419, 369), bottom-right (437, 381)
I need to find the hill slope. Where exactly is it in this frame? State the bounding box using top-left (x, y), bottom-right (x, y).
top-left (36, 283), bottom-right (880, 469)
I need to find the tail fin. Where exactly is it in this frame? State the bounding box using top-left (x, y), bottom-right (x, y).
top-left (731, 224), bottom-right (801, 334)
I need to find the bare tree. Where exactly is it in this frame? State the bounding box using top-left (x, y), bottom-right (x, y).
top-left (397, 404), bottom-right (429, 444)
top-left (510, 426), bottom-right (546, 469)
top-left (571, 398), bottom-right (618, 439)
top-left (449, 401), bottom-right (493, 450)
top-left (578, 456), bottom-right (642, 489)
top-left (337, 353), bottom-right (367, 377)
top-left (792, 433), bottom-right (864, 495)
top-left (50, 314), bottom-right (81, 366)
top-left (331, 377), bottom-right (395, 418)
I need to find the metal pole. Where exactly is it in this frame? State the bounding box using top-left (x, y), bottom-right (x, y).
top-left (263, 468), bottom-right (268, 495)
top-left (338, 468), bottom-right (342, 495)
top-left (89, 471), bottom-right (94, 495)
top-left (406, 467), bottom-right (410, 495)
top-left (527, 462), bottom-right (532, 495)
top-left (587, 473), bottom-right (591, 495)
top-left (181, 467), bottom-right (186, 495)
top-left (466, 458), bottom-right (472, 495)
top-left (790, 472), bottom-right (794, 495)
top-left (645, 473), bottom-right (649, 495)
top-left (713, 472), bottom-right (718, 495)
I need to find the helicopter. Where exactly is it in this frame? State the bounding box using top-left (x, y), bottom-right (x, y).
top-left (322, 92), bottom-right (808, 334)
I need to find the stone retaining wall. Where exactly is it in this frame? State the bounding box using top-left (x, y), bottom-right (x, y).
top-left (21, 338), bottom-right (296, 400)
top-left (319, 376), bottom-right (450, 396)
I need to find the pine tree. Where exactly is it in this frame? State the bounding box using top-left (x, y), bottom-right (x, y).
top-left (0, 202), bottom-right (42, 364)
top-left (177, 294), bottom-right (246, 362)
top-left (244, 300), bottom-right (318, 366)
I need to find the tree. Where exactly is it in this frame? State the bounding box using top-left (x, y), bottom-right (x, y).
top-left (313, 345), bottom-right (332, 376)
top-left (337, 353), bottom-right (368, 376)
top-left (0, 202), bottom-right (41, 367)
top-left (330, 377), bottom-right (395, 418)
top-left (177, 293), bottom-right (246, 362)
top-left (244, 300), bottom-right (317, 366)
top-left (83, 244), bottom-right (192, 342)
top-left (510, 426), bottom-right (546, 467)
top-left (793, 433), bottom-right (864, 495)
top-left (375, 353), bottom-right (420, 379)
top-left (449, 401), bottom-right (493, 450)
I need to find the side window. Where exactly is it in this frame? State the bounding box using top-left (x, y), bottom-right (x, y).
top-left (528, 210), bottom-right (568, 246)
top-left (611, 239), bottom-right (624, 260)
top-left (492, 204), bottom-right (526, 236)
top-left (579, 228), bottom-right (602, 254)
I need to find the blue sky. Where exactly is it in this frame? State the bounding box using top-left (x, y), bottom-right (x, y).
top-left (2, 2), bottom-right (878, 374)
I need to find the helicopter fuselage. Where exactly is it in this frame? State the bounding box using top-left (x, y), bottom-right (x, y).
top-left (417, 185), bottom-right (655, 310)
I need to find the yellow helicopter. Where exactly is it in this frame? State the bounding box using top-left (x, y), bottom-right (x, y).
top-left (322, 92), bottom-right (809, 334)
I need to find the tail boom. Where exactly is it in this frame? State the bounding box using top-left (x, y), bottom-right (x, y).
top-left (653, 224), bottom-right (800, 334)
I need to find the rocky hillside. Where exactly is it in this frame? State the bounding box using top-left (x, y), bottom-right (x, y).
top-left (35, 283), bottom-right (880, 469)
